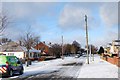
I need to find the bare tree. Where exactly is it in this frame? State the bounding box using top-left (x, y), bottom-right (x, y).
top-left (0, 13), bottom-right (10, 35)
top-left (33, 36), bottom-right (40, 49)
top-left (19, 26), bottom-right (40, 48)
top-left (72, 40), bottom-right (81, 54)
top-left (21, 33), bottom-right (40, 49)
top-left (49, 43), bottom-right (62, 58)
top-left (0, 37), bottom-right (12, 43)
top-left (22, 32), bottom-right (34, 49)
top-left (19, 27), bottom-right (40, 66)
top-left (64, 44), bottom-right (72, 54)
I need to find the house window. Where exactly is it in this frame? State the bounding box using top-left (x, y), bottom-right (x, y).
top-left (24, 52), bottom-right (26, 58)
top-left (38, 53), bottom-right (40, 57)
top-left (30, 53), bottom-right (32, 57)
top-left (8, 53), bottom-right (14, 56)
top-left (33, 53), bottom-right (38, 58)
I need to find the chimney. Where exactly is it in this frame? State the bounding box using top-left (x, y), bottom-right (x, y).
top-left (19, 40), bottom-right (22, 46)
top-left (43, 41), bottom-right (45, 44)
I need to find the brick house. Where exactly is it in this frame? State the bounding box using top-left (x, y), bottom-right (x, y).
top-left (34, 42), bottom-right (49, 55)
top-left (109, 40), bottom-right (120, 57)
top-left (102, 40), bottom-right (120, 67)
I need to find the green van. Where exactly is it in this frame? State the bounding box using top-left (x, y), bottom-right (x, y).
top-left (0, 55), bottom-right (24, 77)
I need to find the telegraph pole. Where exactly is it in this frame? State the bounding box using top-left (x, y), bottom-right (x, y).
top-left (26, 33), bottom-right (29, 67)
top-left (85, 15), bottom-right (89, 64)
top-left (62, 35), bottom-right (64, 59)
top-left (90, 45), bottom-right (91, 61)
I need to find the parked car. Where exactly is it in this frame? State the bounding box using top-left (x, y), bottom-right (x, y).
top-left (0, 55), bottom-right (24, 77)
top-left (75, 54), bottom-right (81, 58)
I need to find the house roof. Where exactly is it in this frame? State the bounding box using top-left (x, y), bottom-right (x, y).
top-left (0, 41), bottom-right (27, 52)
top-left (19, 46), bottom-right (27, 51)
top-left (114, 45), bottom-right (120, 46)
top-left (113, 40), bottom-right (120, 42)
top-left (34, 42), bottom-right (49, 53)
top-left (34, 42), bottom-right (49, 49)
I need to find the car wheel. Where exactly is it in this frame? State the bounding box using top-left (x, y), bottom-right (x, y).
top-left (9, 70), bottom-right (13, 77)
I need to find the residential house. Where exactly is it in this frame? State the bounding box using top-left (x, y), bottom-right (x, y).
top-left (0, 41), bottom-right (27, 59)
top-left (34, 42), bottom-right (49, 55)
top-left (111, 40), bottom-right (120, 56)
top-left (106, 40), bottom-right (120, 57)
top-left (102, 40), bottom-right (120, 67)
top-left (29, 47), bottom-right (41, 60)
top-left (0, 41), bottom-right (41, 60)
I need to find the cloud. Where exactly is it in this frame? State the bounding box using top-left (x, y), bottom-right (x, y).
top-left (2, 2), bottom-right (59, 40)
top-left (47, 34), bottom-right (86, 47)
top-left (3, 22), bottom-right (50, 40)
top-left (100, 2), bottom-right (118, 27)
top-left (91, 30), bottom-right (118, 47)
top-left (59, 2), bottom-right (100, 30)
top-left (3, 26), bottom-right (23, 40)
top-left (2, 0), bottom-right (119, 2)
top-left (2, 2), bottom-right (58, 22)
top-left (2, 2), bottom-right (118, 47)
top-left (59, 4), bottom-right (89, 30)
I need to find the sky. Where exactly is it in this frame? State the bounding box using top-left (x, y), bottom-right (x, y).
top-left (1, 1), bottom-right (118, 47)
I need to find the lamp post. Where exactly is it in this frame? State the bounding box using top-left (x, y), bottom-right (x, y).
top-left (85, 15), bottom-right (89, 64)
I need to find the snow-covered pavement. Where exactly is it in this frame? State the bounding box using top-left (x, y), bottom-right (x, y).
top-left (77, 54), bottom-right (118, 78)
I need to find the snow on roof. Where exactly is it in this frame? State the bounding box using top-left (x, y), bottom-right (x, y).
top-left (29, 47), bottom-right (41, 53)
top-left (20, 46), bottom-right (27, 51)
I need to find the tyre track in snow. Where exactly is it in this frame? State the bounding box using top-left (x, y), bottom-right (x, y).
top-left (56, 62), bottom-right (83, 78)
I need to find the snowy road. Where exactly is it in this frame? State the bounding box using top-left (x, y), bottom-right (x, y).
top-left (2, 56), bottom-right (84, 80)
top-left (16, 62), bottom-right (83, 80)
top-left (58, 62), bottom-right (83, 77)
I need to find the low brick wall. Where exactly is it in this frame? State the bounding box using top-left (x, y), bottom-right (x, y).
top-left (116, 57), bottom-right (120, 67)
top-left (102, 56), bottom-right (120, 67)
top-left (107, 57), bottom-right (115, 65)
top-left (38, 57), bottom-right (46, 61)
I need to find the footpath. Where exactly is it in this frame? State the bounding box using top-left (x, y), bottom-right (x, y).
top-left (77, 54), bottom-right (118, 78)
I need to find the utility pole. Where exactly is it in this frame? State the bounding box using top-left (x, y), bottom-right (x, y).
top-left (26, 33), bottom-right (29, 67)
top-left (90, 45), bottom-right (91, 61)
top-left (85, 15), bottom-right (89, 64)
top-left (92, 51), bottom-right (94, 61)
top-left (62, 35), bottom-right (64, 59)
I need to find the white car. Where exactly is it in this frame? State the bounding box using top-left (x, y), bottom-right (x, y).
top-left (75, 54), bottom-right (80, 58)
